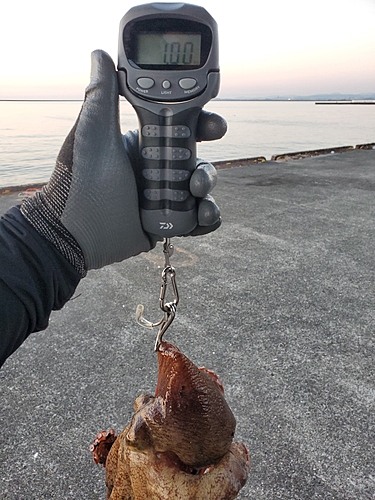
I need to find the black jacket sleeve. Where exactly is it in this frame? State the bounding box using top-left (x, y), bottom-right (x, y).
top-left (0, 207), bottom-right (81, 367)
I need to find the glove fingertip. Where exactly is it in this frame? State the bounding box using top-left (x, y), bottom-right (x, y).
top-left (197, 111), bottom-right (227, 142)
top-left (198, 196), bottom-right (221, 227)
top-left (190, 163), bottom-right (217, 197)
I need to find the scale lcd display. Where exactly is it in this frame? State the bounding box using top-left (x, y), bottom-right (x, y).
top-left (136, 32), bottom-right (201, 66)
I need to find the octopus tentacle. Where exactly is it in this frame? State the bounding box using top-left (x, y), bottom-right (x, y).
top-left (90, 429), bottom-right (117, 467)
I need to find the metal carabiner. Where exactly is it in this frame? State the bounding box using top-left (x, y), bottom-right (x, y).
top-left (159, 265), bottom-right (179, 313)
top-left (154, 302), bottom-right (177, 351)
top-left (136, 238), bottom-right (179, 351)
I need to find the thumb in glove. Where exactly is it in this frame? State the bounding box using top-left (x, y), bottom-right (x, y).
top-left (21, 50), bottom-right (153, 275)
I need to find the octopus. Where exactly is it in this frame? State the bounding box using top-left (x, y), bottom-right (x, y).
top-left (91, 341), bottom-right (250, 499)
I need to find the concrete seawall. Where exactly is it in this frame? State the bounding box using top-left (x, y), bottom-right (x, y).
top-left (2, 142), bottom-right (374, 195)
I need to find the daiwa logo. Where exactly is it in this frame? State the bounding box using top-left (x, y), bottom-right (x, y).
top-left (159, 222), bottom-right (174, 230)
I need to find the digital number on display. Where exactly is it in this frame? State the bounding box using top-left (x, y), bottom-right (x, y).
top-left (136, 33), bottom-right (201, 66)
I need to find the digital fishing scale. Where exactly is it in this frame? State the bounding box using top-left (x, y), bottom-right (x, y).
top-left (118, 2), bottom-right (220, 237)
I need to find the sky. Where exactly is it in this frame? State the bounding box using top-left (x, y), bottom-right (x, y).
top-left (1, 0), bottom-right (375, 99)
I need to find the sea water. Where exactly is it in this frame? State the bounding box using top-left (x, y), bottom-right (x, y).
top-left (0, 100), bottom-right (374, 187)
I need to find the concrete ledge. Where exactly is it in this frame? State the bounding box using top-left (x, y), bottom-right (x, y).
top-left (271, 145), bottom-right (354, 161)
top-left (355, 142), bottom-right (375, 150)
top-left (2, 146), bottom-right (374, 193)
top-left (0, 184), bottom-right (44, 196)
top-left (213, 157), bottom-right (267, 169)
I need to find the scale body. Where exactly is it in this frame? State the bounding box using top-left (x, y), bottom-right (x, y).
top-left (118, 2), bottom-right (220, 237)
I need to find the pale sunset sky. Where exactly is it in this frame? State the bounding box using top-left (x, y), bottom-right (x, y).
top-left (1, 0), bottom-right (374, 99)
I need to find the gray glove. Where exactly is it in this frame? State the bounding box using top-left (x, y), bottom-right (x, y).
top-left (21, 50), bottom-right (225, 276)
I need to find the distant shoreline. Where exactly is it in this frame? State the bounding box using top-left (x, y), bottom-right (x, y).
top-left (1, 98), bottom-right (375, 104)
top-left (0, 99), bottom-right (84, 102)
top-left (315, 101), bottom-right (375, 105)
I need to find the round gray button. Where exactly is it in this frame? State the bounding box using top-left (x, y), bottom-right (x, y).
top-left (179, 78), bottom-right (197, 90)
top-left (162, 80), bottom-right (171, 89)
top-left (137, 77), bottom-right (155, 89)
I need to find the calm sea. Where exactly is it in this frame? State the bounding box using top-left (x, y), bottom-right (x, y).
top-left (0, 100), bottom-right (374, 188)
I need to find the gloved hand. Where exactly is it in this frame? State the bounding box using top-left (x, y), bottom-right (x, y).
top-left (21, 50), bottom-right (226, 276)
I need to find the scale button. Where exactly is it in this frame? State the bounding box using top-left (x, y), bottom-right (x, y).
top-left (179, 78), bottom-right (197, 90)
top-left (137, 77), bottom-right (155, 89)
top-left (162, 80), bottom-right (171, 89)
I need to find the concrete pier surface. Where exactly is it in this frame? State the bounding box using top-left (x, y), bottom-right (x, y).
top-left (1, 148), bottom-right (374, 499)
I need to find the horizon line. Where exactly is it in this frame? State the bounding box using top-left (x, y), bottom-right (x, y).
top-left (1, 94), bottom-right (375, 103)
